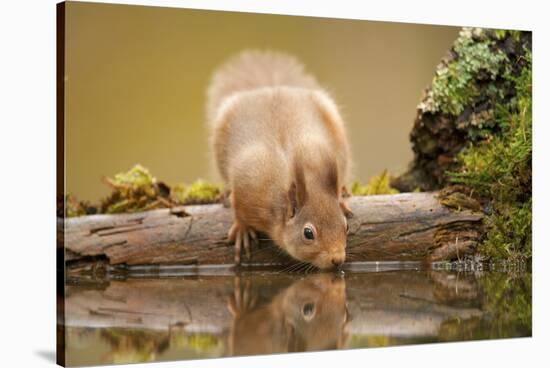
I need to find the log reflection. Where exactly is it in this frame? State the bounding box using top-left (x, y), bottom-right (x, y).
top-left (63, 270), bottom-right (531, 366)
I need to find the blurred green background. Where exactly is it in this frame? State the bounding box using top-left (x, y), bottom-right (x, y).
top-left (65, 2), bottom-right (459, 201)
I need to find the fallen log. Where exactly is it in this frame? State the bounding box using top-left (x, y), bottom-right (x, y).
top-left (61, 192), bottom-right (483, 272)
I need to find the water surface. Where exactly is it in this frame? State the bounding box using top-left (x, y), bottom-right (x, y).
top-left (63, 264), bottom-right (531, 366)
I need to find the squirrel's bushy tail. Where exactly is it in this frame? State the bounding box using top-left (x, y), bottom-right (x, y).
top-left (206, 50), bottom-right (320, 124)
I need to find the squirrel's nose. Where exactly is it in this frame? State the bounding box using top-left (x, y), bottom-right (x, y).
top-left (331, 257), bottom-right (344, 268)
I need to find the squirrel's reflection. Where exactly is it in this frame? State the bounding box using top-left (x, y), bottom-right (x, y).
top-left (227, 273), bottom-right (350, 356)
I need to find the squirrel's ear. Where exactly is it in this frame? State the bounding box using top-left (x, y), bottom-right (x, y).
top-left (288, 162), bottom-right (307, 214)
top-left (324, 159), bottom-right (339, 197)
top-left (288, 182), bottom-right (298, 218)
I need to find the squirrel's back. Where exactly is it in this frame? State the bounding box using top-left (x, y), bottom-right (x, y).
top-left (206, 50), bottom-right (320, 124)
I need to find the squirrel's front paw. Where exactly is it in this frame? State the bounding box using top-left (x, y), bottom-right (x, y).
top-left (228, 222), bottom-right (258, 264)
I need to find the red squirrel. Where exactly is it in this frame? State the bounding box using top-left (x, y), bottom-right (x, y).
top-left (207, 50), bottom-right (353, 270)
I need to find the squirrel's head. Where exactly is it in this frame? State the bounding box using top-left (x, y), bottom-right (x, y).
top-left (277, 158), bottom-right (352, 270)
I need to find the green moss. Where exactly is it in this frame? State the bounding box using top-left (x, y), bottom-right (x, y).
top-left (352, 170), bottom-right (399, 196)
top-left (101, 166), bottom-right (222, 212)
top-left (449, 50), bottom-right (532, 261)
top-left (170, 184), bottom-right (186, 203)
top-left (100, 164), bottom-right (164, 214)
top-left (437, 186), bottom-right (481, 212)
top-left (494, 29), bottom-right (522, 42)
top-left (420, 28), bottom-right (508, 117)
top-left (171, 180), bottom-right (222, 205)
top-left (394, 28), bottom-right (531, 194)
top-left (111, 164), bottom-right (155, 187)
top-left (393, 27), bottom-right (531, 260)
top-left (61, 165), bottom-right (223, 216)
top-left (64, 194), bottom-right (88, 217)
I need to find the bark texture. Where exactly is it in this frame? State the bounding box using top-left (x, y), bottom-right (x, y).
top-left (62, 192), bottom-right (483, 273)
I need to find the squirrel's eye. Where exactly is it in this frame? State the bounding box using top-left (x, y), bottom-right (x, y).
top-left (303, 226), bottom-right (315, 240)
top-left (302, 302), bottom-right (315, 317)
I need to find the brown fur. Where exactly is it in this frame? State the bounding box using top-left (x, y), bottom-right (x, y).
top-left (207, 50), bottom-right (352, 269)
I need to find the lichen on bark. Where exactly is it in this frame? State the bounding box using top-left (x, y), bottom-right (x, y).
top-left (393, 28), bottom-right (531, 192)
top-left (394, 27), bottom-right (532, 261)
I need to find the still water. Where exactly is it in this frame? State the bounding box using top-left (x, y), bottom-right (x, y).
top-left (64, 264), bottom-right (531, 366)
